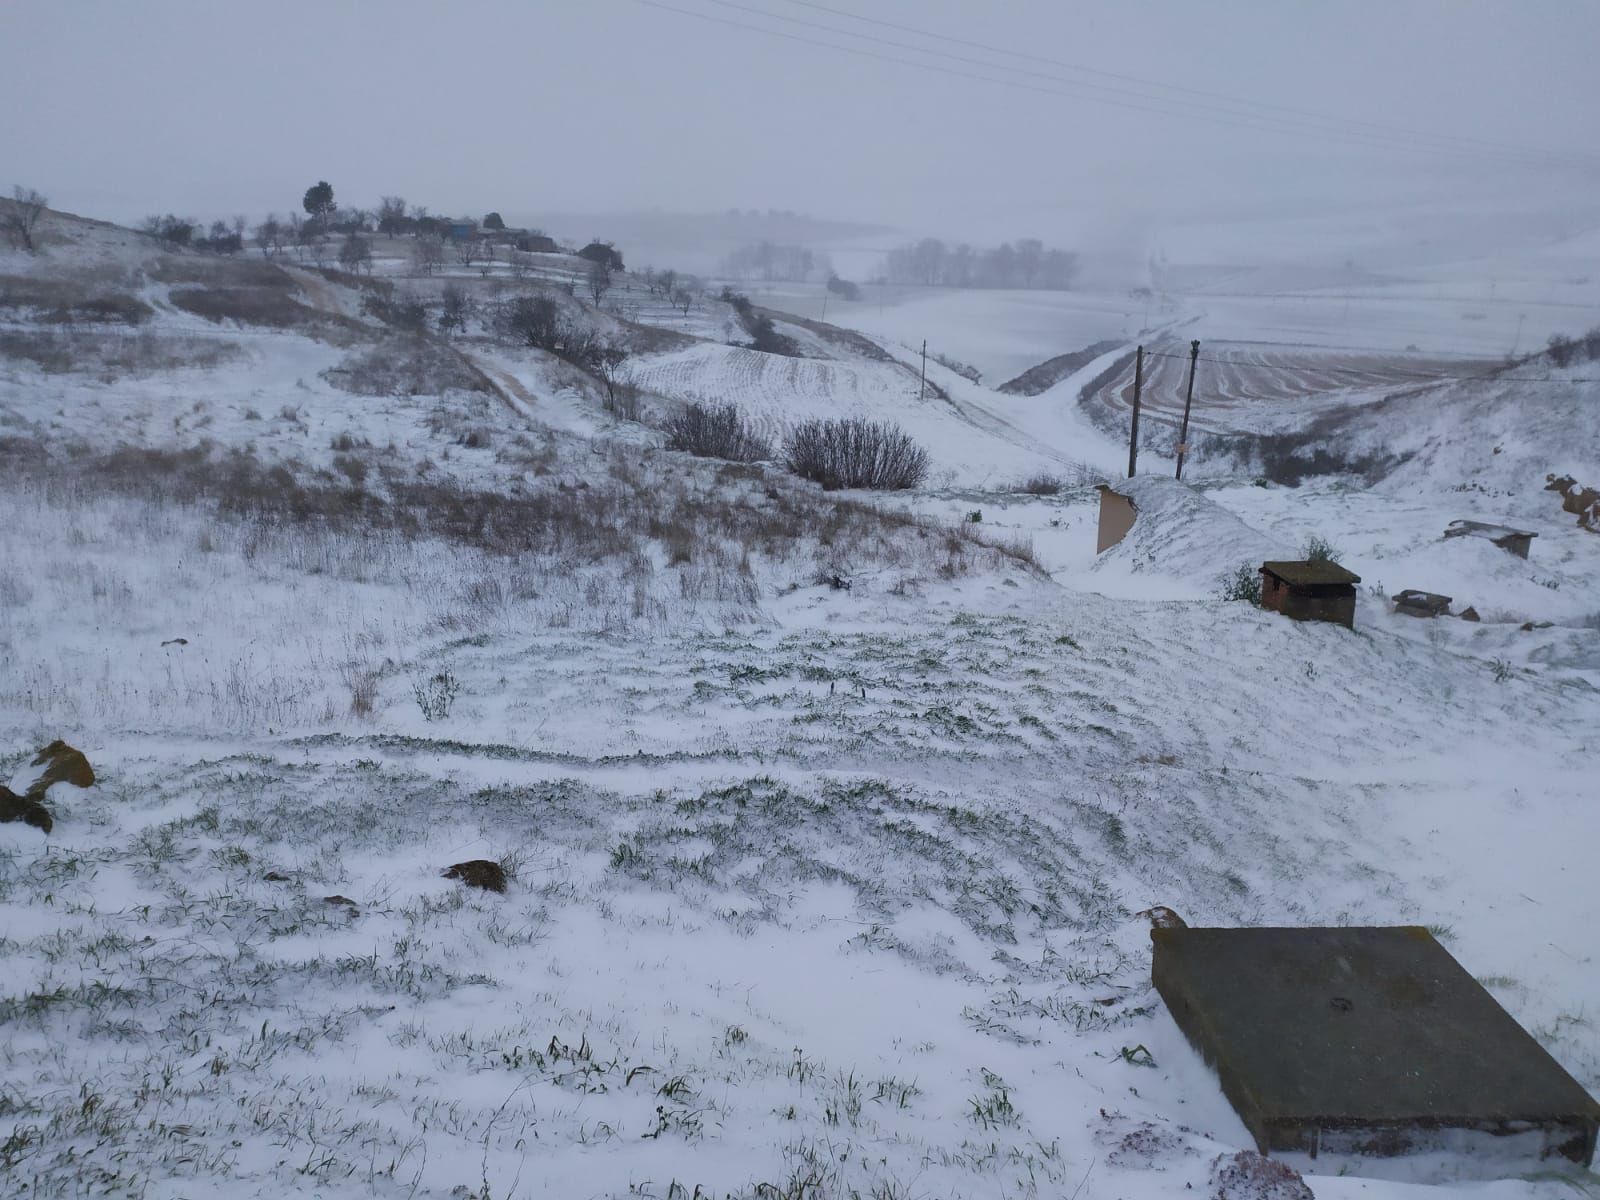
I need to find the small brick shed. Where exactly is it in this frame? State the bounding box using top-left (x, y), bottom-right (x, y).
top-left (1260, 560), bottom-right (1360, 629)
top-left (1152, 926), bottom-right (1600, 1165)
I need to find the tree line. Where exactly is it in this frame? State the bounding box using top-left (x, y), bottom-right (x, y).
top-left (881, 237), bottom-right (1079, 291)
top-left (720, 241), bottom-right (834, 284)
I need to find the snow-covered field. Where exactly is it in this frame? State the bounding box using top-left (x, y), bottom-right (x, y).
top-left (2, 205), bottom-right (1599, 1199)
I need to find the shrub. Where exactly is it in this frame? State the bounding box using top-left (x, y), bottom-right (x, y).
top-left (1216, 562), bottom-right (1262, 604)
top-left (361, 290), bottom-right (428, 334)
top-left (719, 287), bottom-right (800, 356)
top-left (171, 286), bottom-right (349, 336)
top-left (495, 293), bottom-right (563, 352)
top-left (825, 274), bottom-right (861, 301)
top-left (0, 276), bottom-right (153, 326)
top-left (340, 663), bottom-right (379, 717)
top-left (931, 350), bottom-right (981, 384)
top-left (743, 312), bottom-right (798, 356)
top-left (1583, 325), bottom-right (1600, 362)
top-left (329, 340), bottom-right (485, 397)
top-left (1301, 534), bottom-right (1340, 563)
top-left (0, 330), bottom-right (236, 375)
top-left (784, 418), bottom-right (929, 491)
top-left (662, 402), bottom-right (771, 462)
top-left (1012, 472), bottom-right (1063, 495)
top-left (413, 671), bottom-right (460, 721)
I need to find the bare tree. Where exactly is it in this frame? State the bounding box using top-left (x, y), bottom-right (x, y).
top-left (672, 276), bottom-right (700, 316)
top-left (1, 187), bottom-right (47, 254)
top-left (454, 235), bottom-right (485, 269)
top-left (254, 214), bottom-right (284, 258)
top-left (413, 235), bottom-right (445, 276)
top-left (507, 250), bottom-right (533, 279)
top-left (567, 329), bottom-right (631, 411)
top-left (587, 257), bottom-right (613, 305)
top-left (338, 232), bottom-right (373, 274)
top-left (295, 216), bottom-right (329, 267)
top-left (377, 195), bottom-right (408, 238)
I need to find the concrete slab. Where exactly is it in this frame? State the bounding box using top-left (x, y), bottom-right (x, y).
top-left (1152, 926), bottom-right (1600, 1165)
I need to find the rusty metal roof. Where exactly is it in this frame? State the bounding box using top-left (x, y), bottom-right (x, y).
top-left (1261, 559), bottom-right (1361, 586)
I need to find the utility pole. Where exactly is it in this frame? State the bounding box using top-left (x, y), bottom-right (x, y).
top-left (1127, 344), bottom-right (1144, 477)
top-left (918, 339), bottom-right (927, 401)
top-left (1175, 339), bottom-right (1199, 480)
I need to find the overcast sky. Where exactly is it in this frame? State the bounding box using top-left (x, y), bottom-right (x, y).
top-left (4, 0), bottom-right (1598, 248)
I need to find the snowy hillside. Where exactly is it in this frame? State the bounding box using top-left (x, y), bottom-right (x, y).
top-left (1, 202), bottom-right (1598, 1200)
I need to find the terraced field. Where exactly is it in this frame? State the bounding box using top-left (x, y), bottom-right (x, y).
top-left (1082, 338), bottom-right (1484, 435)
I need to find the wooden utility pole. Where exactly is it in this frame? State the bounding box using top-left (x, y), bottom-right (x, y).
top-left (1127, 344), bottom-right (1144, 477)
top-left (1175, 339), bottom-right (1200, 480)
top-left (918, 339), bottom-right (927, 401)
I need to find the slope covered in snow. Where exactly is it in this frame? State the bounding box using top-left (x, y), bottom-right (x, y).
top-left (1, 203), bottom-right (1597, 1200)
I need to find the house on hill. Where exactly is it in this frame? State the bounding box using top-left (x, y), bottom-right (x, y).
top-left (1259, 560), bottom-right (1361, 629)
top-left (577, 241), bottom-right (625, 271)
top-left (514, 232), bottom-right (559, 254)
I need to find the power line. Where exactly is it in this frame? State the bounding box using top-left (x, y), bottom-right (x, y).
top-left (628, 0), bottom-right (1599, 170)
top-left (1140, 348), bottom-right (1600, 385)
top-left (707, 0), bottom-right (1453, 152)
top-left (775, 0), bottom-right (1586, 167)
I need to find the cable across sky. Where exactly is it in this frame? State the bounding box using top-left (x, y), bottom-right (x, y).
top-left (627, 0), bottom-right (1600, 172)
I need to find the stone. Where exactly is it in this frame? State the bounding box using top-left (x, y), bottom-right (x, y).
top-left (1392, 589), bottom-right (1452, 618)
top-left (1210, 1150), bottom-right (1314, 1200)
top-left (0, 786), bottom-right (52, 834)
top-left (443, 859), bottom-right (507, 893)
top-left (25, 739), bottom-right (95, 799)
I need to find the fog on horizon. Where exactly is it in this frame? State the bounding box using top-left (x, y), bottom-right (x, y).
top-left (4, 0), bottom-right (1599, 262)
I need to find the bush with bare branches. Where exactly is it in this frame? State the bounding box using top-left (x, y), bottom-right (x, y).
top-left (2, 187), bottom-right (48, 253)
top-left (663, 403), bottom-right (771, 462)
top-left (784, 417), bottom-right (929, 491)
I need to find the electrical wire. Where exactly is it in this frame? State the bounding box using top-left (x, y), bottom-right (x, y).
top-left (1137, 348), bottom-right (1600, 385)
top-left (775, 0), bottom-right (1583, 165)
top-left (626, 0), bottom-right (1599, 171)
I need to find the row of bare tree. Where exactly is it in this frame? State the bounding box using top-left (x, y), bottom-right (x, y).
top-left (883, 237), bottom-right (1079, 290)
